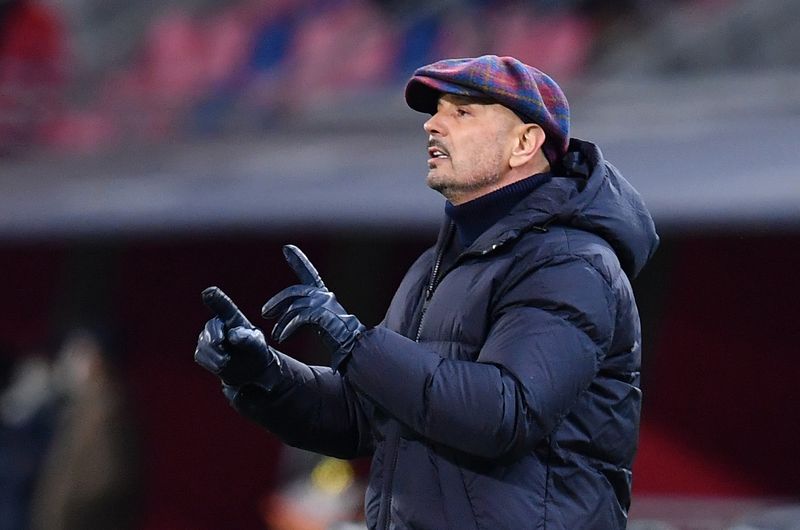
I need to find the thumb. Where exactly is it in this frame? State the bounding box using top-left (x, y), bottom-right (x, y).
top-left (283, 245), bottom-right (326, 289)
top-left (227, 326), bottom-right (266, 353)
top-left (202, 286), bottom-right (253, 329)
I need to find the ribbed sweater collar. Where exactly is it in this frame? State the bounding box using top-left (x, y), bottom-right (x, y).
top-left (445, 172), bottom-right (553, 249)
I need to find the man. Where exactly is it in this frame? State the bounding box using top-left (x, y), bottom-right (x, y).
top-left (195, 55), bottom-right (659, 529)
top-left (30, 326), bottom-right (142, 530)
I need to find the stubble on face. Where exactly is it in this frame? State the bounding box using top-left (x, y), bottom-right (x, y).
top-left (426, 127), bottom-right (509, 205)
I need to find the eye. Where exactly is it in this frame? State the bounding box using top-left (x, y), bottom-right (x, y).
top-left (456, 108), bottom-right (470, 117)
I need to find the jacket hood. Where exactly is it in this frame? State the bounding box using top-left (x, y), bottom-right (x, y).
top-left (502, 138), bottom-right (659, 278)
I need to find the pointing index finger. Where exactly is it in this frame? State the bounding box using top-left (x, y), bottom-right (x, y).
top-left (283, 245), bottom-right (326, 289)
top-left (202, 286), bottom-right (253, 329)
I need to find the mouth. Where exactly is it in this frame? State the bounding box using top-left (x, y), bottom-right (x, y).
top-left (427, 143), bottom-right (450, 166)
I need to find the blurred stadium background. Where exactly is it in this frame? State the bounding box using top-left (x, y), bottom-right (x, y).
top-left (1, 0), bottom-right (799, 528)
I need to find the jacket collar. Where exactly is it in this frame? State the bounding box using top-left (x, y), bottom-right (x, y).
top-left (434, 138), bottom-right (659, 278)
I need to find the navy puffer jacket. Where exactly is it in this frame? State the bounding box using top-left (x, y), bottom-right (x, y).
top-left (231, 139), bottom-right (659, 529)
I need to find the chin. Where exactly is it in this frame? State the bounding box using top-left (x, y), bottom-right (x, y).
top-left (427, 181), bottom-right (454, 201)
top-left (426, 170), bottom-right (449, 190)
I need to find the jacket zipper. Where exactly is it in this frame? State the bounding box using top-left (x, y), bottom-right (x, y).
top-left (415, 235), bottom-right (448, 342)
top-left (379, 225), bottom-right (451, 530)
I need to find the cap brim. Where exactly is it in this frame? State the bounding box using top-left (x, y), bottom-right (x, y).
top-left (405, 76), bottom-right (486, 115)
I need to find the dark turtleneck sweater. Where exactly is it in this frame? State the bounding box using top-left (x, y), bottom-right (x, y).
top-left (445, 172), bottom-right (553, 250)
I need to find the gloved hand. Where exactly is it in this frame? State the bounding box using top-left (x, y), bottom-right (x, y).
top-left (195, 286), bottom-right (281, 391)
top-left (262, 245), bottom-right (366, 372)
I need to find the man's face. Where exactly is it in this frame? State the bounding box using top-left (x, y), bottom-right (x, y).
top-left (424, 94), bottom-right (521, 204)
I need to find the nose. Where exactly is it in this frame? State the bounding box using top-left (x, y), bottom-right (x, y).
top-left (423, 112), bottom-right (443, 136)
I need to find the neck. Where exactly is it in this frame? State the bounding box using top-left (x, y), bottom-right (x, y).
top-left (445, 171), bottom-right (553, 248)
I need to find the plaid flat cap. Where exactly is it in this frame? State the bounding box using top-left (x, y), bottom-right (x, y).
top-left (405, 55), bottom-right (570, 163)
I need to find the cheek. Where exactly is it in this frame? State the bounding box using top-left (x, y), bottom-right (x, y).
top-left (450, 126), bottom-right (505, 171)
top-left (452, 135), bottom-right (481, 163)
top-left (464, 139), bottom-right (499, 169)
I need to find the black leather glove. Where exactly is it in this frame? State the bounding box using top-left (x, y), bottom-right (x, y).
top-left (195, 286), bottom-right (281, 391)
top-left (262, 245), bottom-right (366, 372)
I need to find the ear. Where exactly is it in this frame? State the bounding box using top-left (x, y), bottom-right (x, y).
top-left (509, 124), bottom-right (546, 169)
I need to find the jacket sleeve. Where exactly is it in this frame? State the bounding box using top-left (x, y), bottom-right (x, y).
top-left (344, 254), bottom-right (615, 459)
top-left (229, 349), bottom-right (375, 459)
